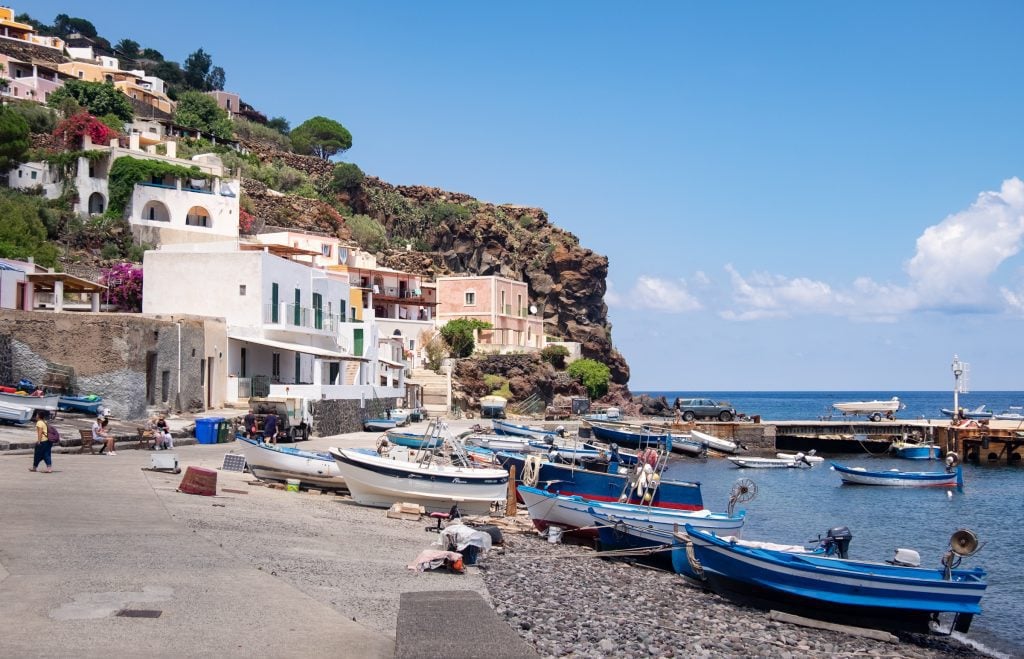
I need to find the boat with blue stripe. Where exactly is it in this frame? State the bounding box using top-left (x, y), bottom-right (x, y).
top-left (585, 420), bottom-right (674, 451)
top-left (492, 419), bottom-right (562, 440)
top-left (385, 428), bottom-right (443, 449)
top-left (890, 440), bottom-right (941, 460)
top-left (57, 394), bottom-right (104, 415)
top-left (674, 524), bottom-right (987, 633)
top-left (236, 435), bottom-right (346, 490)
top-left (832, 461), bottom-right (963, 488)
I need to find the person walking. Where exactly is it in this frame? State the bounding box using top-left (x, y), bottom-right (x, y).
top-left (30, 410), bottom-right (54, 472)
top-left (263, 410), bottom-right (278, 444)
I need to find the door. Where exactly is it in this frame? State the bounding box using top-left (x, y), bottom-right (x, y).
top-left (353, 328), bottom-right (364, 356)
top-left (206, 357), bottom-right (213, 408)
top-left (145, 352), bottom-right (157, 404)
top-left (271, 283), bottom-right (279, 323)
top-left (240, 348), bottom-right (247, 378)
top-left (294, 288), bottom-right (301, 325)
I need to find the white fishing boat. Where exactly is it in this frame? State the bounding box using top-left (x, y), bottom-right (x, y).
top-left (0, 399), bottom-right (33, 424)
top-left (236, 436), bottom-right (346, 490)
top-left (463, 434), bottom-right (539, 452)
top-left (690, 429), bottom-right (739, 454)
top-left (0, 391), bottom-right (59, 412)
top-left (776, 451), bottom-right (824, 463)
top-left (832, 397), bottom-right (903, 420)
top-left (729, 455), bottom-right (814, 469)
top-left (328, 447), bottom-right (508, 514)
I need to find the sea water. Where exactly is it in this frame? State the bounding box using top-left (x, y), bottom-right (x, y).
top-left (644, 391), bottom-right (1024, 656)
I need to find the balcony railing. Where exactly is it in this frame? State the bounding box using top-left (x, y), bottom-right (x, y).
top-left (263, 303), bottom-right (341, 332)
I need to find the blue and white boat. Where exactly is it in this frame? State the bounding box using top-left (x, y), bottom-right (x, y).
top-left (328, 447), bottom-right (508, 514)
top-left (832, 460), bottom-right (962, 488)
top-left (890, 440), bottom-right (941, 460)
top-left (498, 451), bottom-right (703, 510)
top-left (492, 419), bottom-right (561, 440)
top-left (57, 394), bottom-right (104, 415)
top-left (364, 418), bottom-right (398, 431)
top-left (586, 420), bottom-right (675, 452)
top-left (385, 428), bottom-right (443, 449)
top-left (517, 485), bottom-right (744, 540)
top-left (941, 404), bottom-right (993, 420)
top-left (236, 435), bottom-right (346, 490)
top-left (674, 524), bottom-right (987, 633)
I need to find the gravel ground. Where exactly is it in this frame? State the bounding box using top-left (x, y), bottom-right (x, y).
top-left (481, 531), bottom-right (987, 659)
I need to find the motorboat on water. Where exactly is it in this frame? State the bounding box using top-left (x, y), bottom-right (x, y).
top-left (832, 397), bottom-right (903, 421)
top-left (690, 429), bottom-right (739, 454)
top-left (832, 453), bottom-right (963, 488)
top-left (776, 450), bottom-right (824, 463)
top-left (941, 405), bottom-right (993, 420)
top-left (993, 406), bottom-right (1024, 421)
top-left (890, 440), bottom-right (941, 460)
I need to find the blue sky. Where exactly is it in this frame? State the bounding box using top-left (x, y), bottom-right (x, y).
top-left (27, 1), bottom-right (1024, 390)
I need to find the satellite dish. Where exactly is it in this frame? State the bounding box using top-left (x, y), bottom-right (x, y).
top-left (529, 305), bottom-right (538, 314)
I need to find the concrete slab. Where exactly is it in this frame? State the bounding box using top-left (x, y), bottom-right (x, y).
top-left (0, 449), bottom-right (393, 658)
top-left (396, 590), bottom-right (539, 659)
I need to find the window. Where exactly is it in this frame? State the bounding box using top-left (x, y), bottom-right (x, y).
top-left (240, 348), bottom-right (247, 378)
top-left (501, 290), bottom-right (506, 314)
top-left (294, 288), bottom-right (301, 326)
top-left (272, 353), bottom-right (280, 379)
top-left (271, 283), bottom-right (279, 323)
top-left (465, 291), bottom-right (476, 306)
top-left (353, 328), bottom-right (364, 356)
top-left (239, 285), bottom-right (247, 296)
top-left (321, 244), bottom-right (331, 257)
top-left (77, 71), bottom-right (83, 79)
top-left (518, 294), bottom-right (523, 316)
top-left (339, 299), bottom-right (346, 321)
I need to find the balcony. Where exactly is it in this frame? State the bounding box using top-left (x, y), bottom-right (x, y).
top-left (263, 303), bottom-right (341, 333)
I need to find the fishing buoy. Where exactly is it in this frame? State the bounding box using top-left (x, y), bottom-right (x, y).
top-left (947, 491), bottom-right (953, 498)
top-left (643, 492), bottom-right (652, 502)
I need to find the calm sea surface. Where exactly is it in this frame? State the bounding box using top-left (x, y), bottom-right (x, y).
top-left (640, 391), bottom-right (1024, 655)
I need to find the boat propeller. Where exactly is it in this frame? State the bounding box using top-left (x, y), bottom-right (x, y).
top-left (728, 478), bottom-right (757, 517)
top-left (942, 528), bottom-right (982, 580)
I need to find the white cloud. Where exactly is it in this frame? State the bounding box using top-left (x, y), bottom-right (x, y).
top-left (606, 275), bottom-right (702, 313)
top-left (1001, 286), bottom-right (1024, 314)
top-left (719, 264), bottom-right (844, 321)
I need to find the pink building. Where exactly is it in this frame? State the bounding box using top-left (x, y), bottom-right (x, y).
top-left (0, 54), bottom-right (64, 103)
top-left (435, 275), bottom-right (544, 352)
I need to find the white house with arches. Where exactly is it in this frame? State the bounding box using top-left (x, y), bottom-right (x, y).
top-left (7, 133), bottom-right (240, 245)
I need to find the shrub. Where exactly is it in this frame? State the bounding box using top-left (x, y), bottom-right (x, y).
top-left (239, 208), bottom-right (256, 234)
top-left (483, 374), bottom-right (507, 391)
top-left (99, 262), bottom-right (143, 311)
top-left (345, 214), bottom-right (388, 253)
top-left (6, 101), bottom-right (57, 133)
top-left (173, 91), bottom-right (232, 140)
top-left (440, 318), bottom-right (491, 358)
top-left (0, 106), bottom-right (30, 170)
top-left (47, 80), bottom-right (133, 121)
top-left (425, 201), bottom-right (470, 225)
top-left (567, 358), bottom-right (610, 400)
top-left (232, 117), bottom-right (291, 151)
top-left (0, 189), bottom-right (60, 267)
top-left (52, 112), bottom-right (119, 150)
top-left (420, 328), bottom-right (447, 371)
top-left (331, 162), bottom-right (364, 192)
top-left (541, 344), bottom-right (570, 369)
top-left (100, 242), bottom-right (120, 260)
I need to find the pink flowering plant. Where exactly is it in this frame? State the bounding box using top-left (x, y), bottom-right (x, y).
top-left (100, 262), bottom-right (143, 311)
top-left (239, 208), bottom-right (255, 234)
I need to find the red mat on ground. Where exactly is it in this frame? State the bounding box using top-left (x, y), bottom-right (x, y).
top-left (178, 466), bottom-right (217, 496)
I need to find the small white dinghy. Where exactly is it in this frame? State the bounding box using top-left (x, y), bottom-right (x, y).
top-left (776, 450), bottom-right (824, 464)
top-left (236, 436), bottom-right (346, 490)
top-left (691, 429), bottom-right (739, 454)
top-left (729, 454), bottom-right (815, 469)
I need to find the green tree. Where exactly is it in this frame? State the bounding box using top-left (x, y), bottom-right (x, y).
top-left (540, 344), bottom-right (570, 369)
top-left (115, 38), bottom-right (140, 59)
top-left (266, 116), bottom-right (290, 134)
top-left (183, 48), bottom-right (225, 91)
top-left (6, 100), bottom-right (56, 133)
top-left (291, 116), bottom-right (352, 160)
top-left (0, 106), bottom-right (30, 171)
top-left (440, 318), bottom-right (491, 358)
top-left (331, 162), bottom-right (364, 192)
top-left (173, 91), bottom-right (233, 139)
top-left (0, 190), bottom-right (60, 267)
top-left (52, 14), bottom-right (98, 38)
top-left (140, 47), bottom-right (164, 62)
top-left (567, 358), bottom-right (611, 400)
top-left (47, 80), bottom-right (133, 121)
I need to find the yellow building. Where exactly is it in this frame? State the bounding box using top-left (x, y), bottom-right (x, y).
top-left (0, 7), bottom-right (65, 50)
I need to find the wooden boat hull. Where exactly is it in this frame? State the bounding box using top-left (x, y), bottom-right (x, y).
top-left (498, 452), bottom-right (703, 511)
top-left (236, 436), bottom-right (346, 490)
top-left (674, 525), bottom-right (986, 633)
top-left (832, 462), bottom-right (961, 487)
top-left (518, 485), bottom-right (744, 539)
top-left (728, 457), bottom-right (811, 469)
top-left (587, 420), bottom-right (673, 451)
top-left (0, 400), bottom-right (33, 424)
top-left (0, 392), bottom-right (59, 412)
top-left (57, 395), bottom-right (104, 415)
top-left (329, 448), bottom-right (508, 514)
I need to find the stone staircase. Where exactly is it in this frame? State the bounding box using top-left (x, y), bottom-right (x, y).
top-left (407, 368), bottom-right (449, 416)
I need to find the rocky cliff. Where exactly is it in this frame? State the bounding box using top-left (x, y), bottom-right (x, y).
top-left (237, 141), bottom-right (630, 389)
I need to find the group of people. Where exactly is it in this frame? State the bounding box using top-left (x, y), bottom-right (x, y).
top-left (242, 409), bottom-right (279, 444)
top-left (146, 415), bottom-right (174, 450)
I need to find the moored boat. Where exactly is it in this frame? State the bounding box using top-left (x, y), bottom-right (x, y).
top-left (833, 397), bottom-right (903, 420)
top-left (586, 420), bottom-right (674, 451)
top-left (498, 451), bottom-right (703, 510)
top-left (674, 524), bottom-right (987, 633)
top-left (236, 435), bottom-right (346, 490)
top-left (57, 394), bottom-right (104, 415)
top-left (479, 395), bottom-right (508, 418)
top-left (0, 399), bottom-right (33, 424)
top-left (386, 428), bottom-right (443, 449)
top-left (832, 457), bottom-right (962, 488)
top-left (776, 450), bottom-right (824, 463)
top-left (690, 429), bottom-right (738, 454)
top-left (0, 391), bottom-right (59, 412)
top-left (890, 440), bottom-right (941, 460)
top-left (328, 447), bottom-right (508, 514)
top-left (728, 455), bottom-right (813, 469)
top-left (464, 434), bottom-right (538, 452)
top-left (492, 418), bottom-right (561, 440)
top-left (941, 405), bottom-right (993, 420)
top-left (364, 418), bottom-right (399, 431)
top-left (993, 406), bottom-right (1024, 421)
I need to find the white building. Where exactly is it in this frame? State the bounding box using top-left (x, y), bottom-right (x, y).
top-left (8, 134), bottom-right (241, 245)
top-left (142, 242), bottom-right (403, 405)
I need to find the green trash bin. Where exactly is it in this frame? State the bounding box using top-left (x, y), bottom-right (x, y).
top-left (216, 421), bottom-right (230, 443)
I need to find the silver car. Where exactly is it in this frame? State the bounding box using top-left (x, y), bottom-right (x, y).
top-left (676, 398), bottom-right (736, 422)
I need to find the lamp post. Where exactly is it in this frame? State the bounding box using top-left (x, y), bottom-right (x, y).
top-left (952, 355), bottom-right (964, 419)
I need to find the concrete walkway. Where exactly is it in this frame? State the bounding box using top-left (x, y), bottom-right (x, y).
top-left (0, 449), bottom-right (393, 658)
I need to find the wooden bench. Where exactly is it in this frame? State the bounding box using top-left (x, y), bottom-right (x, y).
top-left (136, 427), bottom-right (156, 450)
top-left (78, 428), bottom-right (100, 455)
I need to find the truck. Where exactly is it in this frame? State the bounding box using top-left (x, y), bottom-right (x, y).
top-left (247, 396), bottom-right (313, 442)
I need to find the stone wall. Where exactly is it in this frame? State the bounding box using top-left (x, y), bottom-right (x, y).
top-left (309, 396), bottom-right (402, 436)
top-left (0, 311), bottom-right (225, 420)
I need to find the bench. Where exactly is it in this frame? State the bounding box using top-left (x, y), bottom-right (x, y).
top-left (78, 428), bottom-right (100, 455)
top-left (136, 427), bottom-right (156, 450)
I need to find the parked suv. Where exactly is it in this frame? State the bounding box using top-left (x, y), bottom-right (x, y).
top-left (676, 398), bottom-right (736, 422)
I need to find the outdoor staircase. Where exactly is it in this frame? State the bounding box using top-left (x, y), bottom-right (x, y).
top-left (407, 368), bottom-right (450, 417)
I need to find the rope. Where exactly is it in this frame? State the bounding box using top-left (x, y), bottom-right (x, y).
top-left (684, 536), bottom-right (705, 580)
top-left (522, 455), bottom-right (542, 487)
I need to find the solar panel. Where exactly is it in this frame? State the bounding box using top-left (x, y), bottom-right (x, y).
top-left (221, 453), bottom-right (247, 473)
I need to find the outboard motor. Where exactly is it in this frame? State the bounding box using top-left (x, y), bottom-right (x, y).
top-left (824, 526), bottom-right (852, 558)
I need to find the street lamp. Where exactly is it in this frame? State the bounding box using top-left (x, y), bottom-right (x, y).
top-left (951, 355), bottom-right (964, 419)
